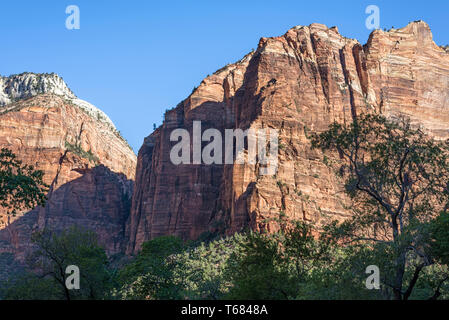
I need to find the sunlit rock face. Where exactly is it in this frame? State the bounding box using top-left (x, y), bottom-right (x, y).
top-left (1, 72), bottom-right (119, 130)
top-left (0, 75), bottom-right (136, 262)
top-left (1, 73), bottom-right (75, 104)
top-left (127, 21), bottom-right (449, 253)
top-left (1, 21), bottom-right (448, 260)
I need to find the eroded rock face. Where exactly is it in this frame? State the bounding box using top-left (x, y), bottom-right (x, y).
top-left (0, 166), bottom-right (132, 264)
top-left (0, 76), bottom-right (136, 265)
top-left (0, 93), bottom-right (136, 226)
top-left (36, 165), bottom-right (133, 256)
top-left (127, 21), bottom-right (449, 253)
top-left (0, 73), bottom-right (118, 130)
top-left (0, 73), bottom-right (76, 105)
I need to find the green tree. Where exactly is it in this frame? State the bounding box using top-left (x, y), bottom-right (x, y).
top-left (177, 233), bottom-right (246, 300)
top-left (225, 232), bottom-right (293, 299)
top-left (1, 272), bottom-right (62, 300)
top-left (311, 113), bottom-right (449, 300)
top-left (283, 221), bottom-right (331, 281)
top-left (299, 244), bottom-right (388, 300)
top-left (424, 212), bottom-right (449, 299)
top-left (430, 212), bottom-right (449, 265)
top-left (225, 221), bottom-right (330, 300)
top-left (23, 226), bottom-right (114, 300)
top-left (118, 234), bottom-right (249, 300)
top-left (118, 236), bottom-right (186, 299)
top-left (0, 148), bottom-right (48, 219)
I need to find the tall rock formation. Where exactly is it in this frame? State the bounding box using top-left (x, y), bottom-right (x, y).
top-left (0, 73), bottom-right (136, 263)
top-left (127, 21), bottom-right (449, 253)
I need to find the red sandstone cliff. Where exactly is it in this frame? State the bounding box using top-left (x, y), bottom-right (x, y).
top-left (127, 21), bottom-right (449, 254)
top-left (1, 21), bottom-right (448, 260)
top-left (0, 76), bottom-right (136, 261)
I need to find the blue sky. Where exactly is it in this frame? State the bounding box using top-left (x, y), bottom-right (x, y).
top-left (1, 0), bottom-right (448, 153)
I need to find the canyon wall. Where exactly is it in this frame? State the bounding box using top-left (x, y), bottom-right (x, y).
top-left (1, 21), bottom-right (449, 262)
top-left (0, 74), bottom-right (136, 265)
top-left (127, 21), bottom-right (449, 253)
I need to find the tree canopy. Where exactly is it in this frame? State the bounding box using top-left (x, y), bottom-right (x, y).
top-left (311, 113), bottom-right (449, 300)
top-left (0, 148), bottom-right (48, 219)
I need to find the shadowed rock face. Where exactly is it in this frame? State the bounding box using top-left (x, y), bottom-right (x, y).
top-left (0, 166), bottom-right (133, 264)
top-left (0, 93), bottom-right (136, 228)
top-left (127, 21), bottom-right (449, 254)
top-left (0, 78), bottom-right (136, 269)
top-left (36, 165), bottom-right (133, 256)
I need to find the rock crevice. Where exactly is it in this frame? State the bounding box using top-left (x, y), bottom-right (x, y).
top-left (127, 21), bottom-right (449, 254)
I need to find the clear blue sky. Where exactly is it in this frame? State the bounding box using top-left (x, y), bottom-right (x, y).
top-left (1, 0), bottom-right (448, 153)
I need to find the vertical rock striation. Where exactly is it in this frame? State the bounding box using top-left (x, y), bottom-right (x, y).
top-left (127, 21), bottom-right (449, 253)
top-left (0, 74), bottom-right (136, 264)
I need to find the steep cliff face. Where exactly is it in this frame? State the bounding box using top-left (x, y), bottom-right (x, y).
top-left (0, 166), bottom-right (133, 263)
top-left (127, 21), bottom-right (449, 253)
top-left (0, 73), bottom-right (136, 260)
top-left (0, 73), bottom-right (118, 130)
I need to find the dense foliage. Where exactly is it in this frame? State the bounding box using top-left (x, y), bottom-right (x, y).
top-left (2, 226), bottom-right (115, 300)
top-left (311, 113), bottom-right (449, 299)
top-left (2, 223), bottom-right (448, 300)
top-left (2, 114), bottom-right (449, 300)
top-left (0, 148), bottom-right (48, 218)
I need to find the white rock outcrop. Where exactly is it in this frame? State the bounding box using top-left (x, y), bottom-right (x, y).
top-left (0, 72), bottom-right (116, 130)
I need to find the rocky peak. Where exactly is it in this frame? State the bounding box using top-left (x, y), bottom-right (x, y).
top-left (0, 73), bottom-right (137, 232)
top-left (0, 72), bottom-right (118, 132)
top-left (366, 21), bottom-right (437, 52)
top-left (127, 20), bottom-right (449, 253)
top-left (0, 74), bottom-right (137, 265)
top-left (0, 72), bottom-right (75, 105)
